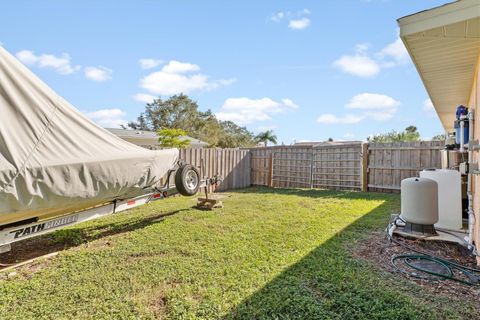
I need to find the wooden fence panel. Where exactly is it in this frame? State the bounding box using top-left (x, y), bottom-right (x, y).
top-left (271, 146), bottom-right (313, 188)
top-left (312, 143), bottom-right (362, 190)
top-left (250, 147), bottom-right (273, 186)
top-left (367, 141), bottom-right (444, 192)
top-left (250, 144), bottom-right (363, 190)
top-left (178, 148), bottom-right (250, 192)
top-left (250, 141), bottom-right (443, 193)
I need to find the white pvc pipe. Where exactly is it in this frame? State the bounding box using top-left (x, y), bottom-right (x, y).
top-left (460, 119), bottom-right (465, 152)
top-left (466, 111), bottom-right (476, 255)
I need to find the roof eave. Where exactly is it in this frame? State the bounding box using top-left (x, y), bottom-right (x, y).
top-left (398, 0), bottom-right (480, 37)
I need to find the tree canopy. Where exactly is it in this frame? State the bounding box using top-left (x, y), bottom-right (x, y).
top-left (157, 128), bottom-right (191, 148)
top-left (431, 133), bottom-right (446, 141)
top-left (255, 130), bottom-right (277, 147)
top-left (128, 94), bottom-right (257, 148)
top-left (367, 125), bottom-right (420, 143)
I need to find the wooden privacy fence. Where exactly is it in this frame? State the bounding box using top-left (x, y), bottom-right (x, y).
top-left (178, 148), bottom-right (251, 192)
top-left (251, 143), bottom-right (366, 190)
top-left (367, 141), bottom-right (444, 192)
top-left (250, 146), bottom-right (311, 188)
top-left (250, 141), bottom-right (444, 193)
top-left (173, 142), bottom-right (444, 193)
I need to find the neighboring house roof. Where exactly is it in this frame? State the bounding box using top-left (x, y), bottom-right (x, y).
top-left (398, 0), bottom-right (480, 130)
top-left (105, 128), bottom-right (209, 147)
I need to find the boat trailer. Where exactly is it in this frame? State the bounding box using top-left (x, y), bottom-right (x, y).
top-left (0, 162), bottom-right (221, 255)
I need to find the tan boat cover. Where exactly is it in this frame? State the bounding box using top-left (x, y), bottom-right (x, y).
top-left (0, 47), bottom-right (179, 225)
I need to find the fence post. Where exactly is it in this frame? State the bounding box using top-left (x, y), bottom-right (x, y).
top-left (310, 149), bottom-right (314, 189)
top-left (268, 152), bottom-right (274, 187)
top-left (361, 143), bottom-right (369, 192)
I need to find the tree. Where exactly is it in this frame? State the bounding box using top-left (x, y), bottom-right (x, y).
top-left (255, 130), bottom-right (277, 147)
top-left (137, 94), bottom-right (201, 133)
top-left (127, 113), bottom-right (150, 131)
top-left (218, 121), bottom-right (256, 148)
top-left (128, 94), bottom-right (256, 148)
top-left (431, 133), bottom-right (446, 141)
top-left (368, 126), bottom-right (421, 143)
top-left (157, 128), bottom-right (191, 148)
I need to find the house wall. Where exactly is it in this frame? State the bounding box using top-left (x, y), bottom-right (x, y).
top-left (469, 55), bottom-right (480, 264)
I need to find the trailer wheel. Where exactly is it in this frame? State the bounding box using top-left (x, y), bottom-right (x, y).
top-left (175, 164), bottom-right (200, 196)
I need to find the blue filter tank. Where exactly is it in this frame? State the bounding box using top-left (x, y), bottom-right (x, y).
top-left (454, 105), bottom-right (469, 145)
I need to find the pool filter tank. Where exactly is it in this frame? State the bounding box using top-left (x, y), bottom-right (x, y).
top-left (419, 169), bottom-right (462, 230)
top-left (454, 105), bottom-right (469, 145)
top-left (400, 177), bottom-right (439, 235)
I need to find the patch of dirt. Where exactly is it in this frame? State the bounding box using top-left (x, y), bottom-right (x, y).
top-left (138, 281), bottom-right (182, 318)
top-left (353, 231), bottom-right (480, 308)
top-left (0, 236), bottom-right (65, 265)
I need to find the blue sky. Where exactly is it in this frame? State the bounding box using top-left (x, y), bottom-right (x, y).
top-left (0, 0), bottom-right (448, 144)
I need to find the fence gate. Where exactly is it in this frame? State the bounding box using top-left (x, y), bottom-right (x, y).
top-left (272, 150), bottom-right (313, 188)
top-left (270, 143), bottom-right (364, 190)
top-left (312, 143), bottom-right (363, 190)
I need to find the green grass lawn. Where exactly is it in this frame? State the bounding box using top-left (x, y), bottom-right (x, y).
top-left (0, 187), bottom-right (476, 319)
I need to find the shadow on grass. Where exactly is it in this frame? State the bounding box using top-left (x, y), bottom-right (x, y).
top-left (233, 186), bottom-right (397, 201)
top-left (225, 188), bottom-right (462, 320)
top-left (1, 208), bottom-right (189, 265)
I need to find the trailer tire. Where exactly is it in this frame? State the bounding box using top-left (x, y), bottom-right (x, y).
top-left (175, 164), bottom-right (200, 196)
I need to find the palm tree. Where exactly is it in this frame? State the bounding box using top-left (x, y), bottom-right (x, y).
top-left (255, 130), bottom-right (277, 147)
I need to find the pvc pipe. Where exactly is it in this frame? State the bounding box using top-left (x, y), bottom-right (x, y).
top-left (460, 119), bottom-right (465, 152)
top-left (465, 111), bottom-right (477, 256)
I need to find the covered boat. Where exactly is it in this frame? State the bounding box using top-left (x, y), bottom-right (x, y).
top-left (0, 46), bottom-right (179, 227)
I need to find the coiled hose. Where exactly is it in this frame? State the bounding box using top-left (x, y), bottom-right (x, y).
top-left (387, 218), bottom-right (480, 286)
top-left (391, 254), bottom-right (480, 285)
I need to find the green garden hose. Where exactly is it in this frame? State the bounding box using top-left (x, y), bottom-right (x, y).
top-left (391, 253), bottom-right (480, 286)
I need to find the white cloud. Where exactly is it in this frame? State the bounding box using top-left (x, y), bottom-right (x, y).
top-left (377, 38), bottom-right (409, 66)
top-left (139, 58), bottom-right (164, 69)
top-left (139, 60), bottom-right (233, 96)
top-left (345, 93), bottom-right (400, 121)
top-left (423, 98), bottom-right (437, 118)
top-left (281, 98), bottom-right (299, 109)
top-left (333, 34), bottom-right (410, 77)
top-left (317, 114), bottom-right (364, 125)
top-left (423, 98), bottom-right (434, 112)
top-left (333, 47), bottom-right (380, 78)
top-left (134, 93), bottom-right (156, 104)
top-left (16, 50), bottom-right (80, 75)
top-left (271, 9), bottom-right (311, 30)
top-left (141, 71), bottom-right (208, 95)
top-left (317, 93), bottom-right (400, 125)
top-left (345, 93), bottom-right (400, 110)
top-left (344, 132), bottom-right (355, 139)
top-left (216, 78), bottom-right (237, 86)
top-left (271, 12), bottom-right (284, 22)
top-left (85, 108), bottom-right (127, 128)
top-left (216, 97), bottom-right (298, 125)
top-left (162, 60), bottom-right (200, 74)
top-left (85, 66), bottom-right (112, 82)
top-left (288, 18), bottom-right (311, 30)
